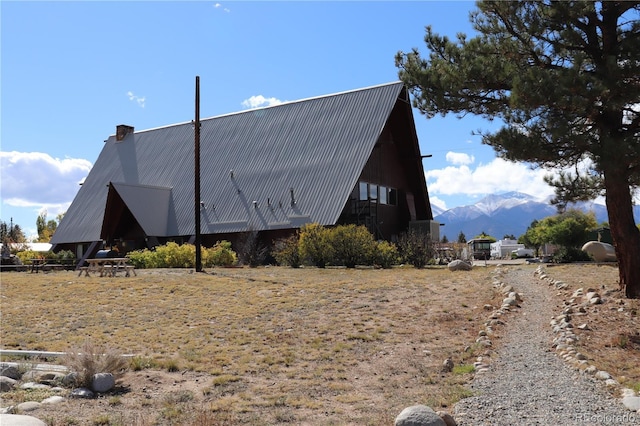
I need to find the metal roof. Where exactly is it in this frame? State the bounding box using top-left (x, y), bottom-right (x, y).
top-left (51, 82), bottom-right (415, 244)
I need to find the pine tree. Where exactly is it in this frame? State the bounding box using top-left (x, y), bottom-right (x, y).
top-left (397, 1), bottom-right (640, 298)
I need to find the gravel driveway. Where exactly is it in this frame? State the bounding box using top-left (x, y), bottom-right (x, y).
top-left (453, 267), bottom-right (636, 426)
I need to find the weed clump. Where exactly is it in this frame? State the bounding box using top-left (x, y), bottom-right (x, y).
top-left (62, 340), bottom-right (128, 388)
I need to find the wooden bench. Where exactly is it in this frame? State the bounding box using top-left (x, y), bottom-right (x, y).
top-left (124, 265), bottom-right (137, 277)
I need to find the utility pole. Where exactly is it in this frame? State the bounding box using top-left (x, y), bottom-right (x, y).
top-left (194, 76), bottom-right (202, 272)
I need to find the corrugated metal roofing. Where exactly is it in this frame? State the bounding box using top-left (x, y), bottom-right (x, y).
top-left (51, 82), bottom-right (409, 244)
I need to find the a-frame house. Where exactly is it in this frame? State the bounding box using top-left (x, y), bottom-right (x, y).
top-left (51, 82), bottom-right (440, 259)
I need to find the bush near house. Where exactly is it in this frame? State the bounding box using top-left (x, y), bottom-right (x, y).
top-left (329, 224), bottom-right (377, 268)
top-left (16, 249), bottom-right (75, 265)
top-left (298, 223), bottom-right (334, 268)
top-left (273, 224), bottom-right (404, 269)
top-left (397, 228), bottom-right (436, 268)
top-left (127, 241), bottom-right (237, 269)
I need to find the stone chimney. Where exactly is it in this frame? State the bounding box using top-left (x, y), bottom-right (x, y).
top-left (116, 124), bottom-right (134, 141)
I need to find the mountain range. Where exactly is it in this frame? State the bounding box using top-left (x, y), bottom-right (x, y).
top-left (432, 191), bottom-right (640, 241)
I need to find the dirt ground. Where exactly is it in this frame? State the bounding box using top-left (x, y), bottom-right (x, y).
top-left (0, 264), bottom-right (637, 425)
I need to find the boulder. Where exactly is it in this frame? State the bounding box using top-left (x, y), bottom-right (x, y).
top-left (0, 376), bottom-right (17, 392)
top-left (581, 241), bottom-right (616, 262)
top-left (395, 405), bottom-right (446, 426)
top-left (0, 365), bottom-right (22, 380)
top-left (0, 414), bottom-right (47, 426)
top-left (447, 260), bottom-right (472, 272)
top-left (16, 401), bottom-right (41, 412)
top-left (622, 395), bottom-right (640, 412)
top-left (92, 372), bottom-right (115, 393)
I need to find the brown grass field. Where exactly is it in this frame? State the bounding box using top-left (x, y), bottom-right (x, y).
top-left (0, 264), bottom-right (638, 425)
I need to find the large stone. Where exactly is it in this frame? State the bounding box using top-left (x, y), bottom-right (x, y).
top-left (16, 401), bottom-right (41, 412)
top-left (395, 405), bottom-right (446, 426)
top-left (0, 376), bottom-right (17, 392)
top-left (0, 365), bottom-right (22, 380)
top-left (622, 395), bottom-right (640, 411)
top-left (581, 241), bottom-right (616, 262)
top-left (0, 414), bottom-right (47, 426)
top-left (92, 372), bottom-right (115, 393)
top-left (37, 372), bottom-right (66, 386)
top-left (447, 260), bottom-right (472, 272)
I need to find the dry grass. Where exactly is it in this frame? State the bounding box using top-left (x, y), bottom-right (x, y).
top-left (0, 264), bottom-right (637, 425)
top-left (62, 340), bottom-right (129, 388)
top-left (541, 264), bottom-right (640, 393)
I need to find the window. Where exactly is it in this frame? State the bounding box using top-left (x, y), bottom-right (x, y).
top-left (379, 186), bottom-right (387, 204)
top-left (369, 184), bottom-right (378, 202)
top-left (388, 188), bottom-right (397, 206)
top-left (359, 182), bottom-right (368, 201)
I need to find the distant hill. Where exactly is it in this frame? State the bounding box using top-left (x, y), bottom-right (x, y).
top-left (433, 191), bottom-right (638, 241)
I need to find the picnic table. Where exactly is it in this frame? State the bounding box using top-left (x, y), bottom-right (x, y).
top-left (78, 258), bottom-right (136, 277)
top-left (29, 258), bottom-right (47, 273)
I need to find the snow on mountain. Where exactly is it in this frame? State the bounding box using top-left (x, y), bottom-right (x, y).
top-left (432, 192), bottom-right (638, 241)
top-left (430, 205), bottom-right (445, 217)
top-left (472, 191), bottom-right (534, 216)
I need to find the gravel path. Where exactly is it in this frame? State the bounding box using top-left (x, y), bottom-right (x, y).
top-left (453, 267), bottom-right (635, 426)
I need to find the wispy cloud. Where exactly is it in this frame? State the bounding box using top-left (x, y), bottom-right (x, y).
top-left (241, 95), bottom-right (284, 109)
top-left (214, 2), bottom-right (230, 13)
top-left (445, 151), bottom-right (474, 166)
top-left (127, 91), bottom-right (146, 108)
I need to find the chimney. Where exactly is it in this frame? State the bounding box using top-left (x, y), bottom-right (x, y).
top-left (116, 124), bottom-right (134, 141)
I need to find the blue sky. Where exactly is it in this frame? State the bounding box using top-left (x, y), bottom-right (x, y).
top-left (1, 1), bottom-right (559, 239)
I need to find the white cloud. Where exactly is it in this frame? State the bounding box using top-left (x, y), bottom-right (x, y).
top-left (429, 196), bottom-right (447, 212)
top-left (445, 151), bottom-right (475, 166)
top-left (425, 157), bottom-right (556, 201)
top-left (0, 151), bottom-right (92, 217)
top-left (241, 95), bottom-right (284, 109)
top-left (127, 91), bottom-right (146, 108)
top-left (214, 3), bottom-right (230, 12)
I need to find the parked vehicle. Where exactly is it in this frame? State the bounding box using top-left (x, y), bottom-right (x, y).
top-left (512, 248), bottom-right (535, 258)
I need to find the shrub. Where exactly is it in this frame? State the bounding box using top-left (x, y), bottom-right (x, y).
top-left (155, 242), bottom-right (194, 268)
top-left (298, 223), bottom-right (334, 268)
top-left (553, 246), bottom-right (593, 263)
top-left (62, 340), bottom-right (128, 389)
top-left (127, 241), bottom-right (237, 269)
top-left (204, 241), bottom-right (237, 267)
top-left (16, 250), bottom-right (42, 264)
top-left (272, 234), bottom-right (301, 267)
top-left (398, 229), bottom-right (435, 268)
top-left (329, 224), bottom-right (376, 268)
top-left (375, 240), bottom-right (400, 269)
top-left (236, 230), bottom-right (269, 267)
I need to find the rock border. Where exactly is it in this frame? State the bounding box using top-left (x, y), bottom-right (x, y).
top-left (534, 264), bottom-right (640, 414)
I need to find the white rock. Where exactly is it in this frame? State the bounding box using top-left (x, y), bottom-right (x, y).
top-left (0, 414), bottom-right (47, 426)
top-left (447, 260), bottom-right (472, 272)
top-left (595, 370), bottom-right (612, 380)
top-left (622, 396), bottom-right (640, 411)
top-left (16, 401), bottom-right (40, 412)
top-left (395, 405), bottom-right (446, 426)
top-left (41, 396), bottom-right (65, 405)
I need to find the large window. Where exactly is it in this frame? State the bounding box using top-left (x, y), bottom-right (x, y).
top-left (358, 181), bottom-right (397, 205)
